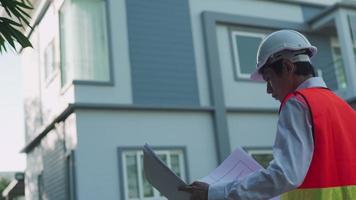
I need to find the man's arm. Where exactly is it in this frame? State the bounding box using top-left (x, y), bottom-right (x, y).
top-left (208, 97), bottom-right (314, 200)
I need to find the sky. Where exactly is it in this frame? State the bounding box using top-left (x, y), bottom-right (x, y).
top-left (0, 51), bottom-right (26, 172)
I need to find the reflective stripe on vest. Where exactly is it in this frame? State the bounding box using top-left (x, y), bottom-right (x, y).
top-left (279, 88), bottom-right (356, 199)
top-left (281, 185), bottom-right (356, 200)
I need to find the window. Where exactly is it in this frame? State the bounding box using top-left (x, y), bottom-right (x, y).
top-left (231, 31), bottom-right (266, 80)
top-left (44, 40), bottom-right (56, 80)
top-left (121, 149), bottom-right (187, 200)
top-left (349, 15), bottom-right (356, 55)
top-left (59, 0), bottom-right (110, 87)
top-left (246, 148), bottom-right (273, 169)
top-left (329, 37), bottom-right (356, 90)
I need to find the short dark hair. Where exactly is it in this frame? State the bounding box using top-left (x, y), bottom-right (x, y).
top-left (259, 59), bottom-right (316, 77)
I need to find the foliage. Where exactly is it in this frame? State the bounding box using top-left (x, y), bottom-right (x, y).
top-left (0, 0), bottom-right (33, 53)
top-left (0, 177), bottom-right (10, 199)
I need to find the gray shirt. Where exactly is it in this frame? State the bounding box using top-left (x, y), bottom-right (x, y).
top-left (208, 77), bottom-right (327, 200)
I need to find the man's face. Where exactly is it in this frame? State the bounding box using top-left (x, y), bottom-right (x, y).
top-left (261, 61), bottom-right (294, 102)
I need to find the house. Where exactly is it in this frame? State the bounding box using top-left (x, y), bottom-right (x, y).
top-left (1, 172), bottom-right (25, 200)
top-left (20, 0), bottom-right (356, 199)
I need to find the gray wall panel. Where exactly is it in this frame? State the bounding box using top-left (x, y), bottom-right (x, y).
top-left (349, 14), bottom-right (356, 43)
top-left (126, 0), bottom-right (200, 106)
top-left (301, 5), bottom-right (324, 21)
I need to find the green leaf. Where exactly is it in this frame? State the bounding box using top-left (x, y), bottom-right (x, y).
top-left (0, 17), bottom-right (22, 26)
top-left (9, 25), bottom-right (32, 48)
top-left (3, 6), bottom-right (13, 17)
top-left (0, 0), bottom-right (33, 52)
top-left (16, 0), bottom-right (33, 9)
top-left (1, 27), bottom-right (16, 49)
top-left (0, 0), bottom-right (32, 24)
top-left (0, 36), bottom-right (6, 53)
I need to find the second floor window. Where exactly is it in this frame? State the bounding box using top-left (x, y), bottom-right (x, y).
top-left (325, 36), bottom-right (356, 91)
top-left (330, 37), bottom-right (349, 90)
top-left (59, 0), bottom-right (110, 87)
top-left (231, 31), bottom-right (265, 80)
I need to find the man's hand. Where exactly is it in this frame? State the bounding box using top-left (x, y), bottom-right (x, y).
top-left (179, 181), bottom-right (209, 200)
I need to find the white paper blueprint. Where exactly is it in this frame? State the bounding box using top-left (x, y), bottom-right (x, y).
top-left (143, 144), bottom-right (279, 200)
top-left (199, 147), bottom-right (279, 200)
top-left (199, 146), bottom-right (263, 184)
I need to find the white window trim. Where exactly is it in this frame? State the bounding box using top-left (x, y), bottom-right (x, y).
top-left (330, 37), bottom-right (351, 91)
top-left (122, 149), bottom-right (186, 200)
top-left (245, 148), bottom-right (273, 168)
top-left (247, 149), bottom-right (273, 156)
top-left (317, 68), bottom-right (323, 78)
top-left (58, 0), bottom-right (111, 88)
top-left (44, 39), bottom-right (59, 84)
top-left (231, 31), bottom-right (266, 80)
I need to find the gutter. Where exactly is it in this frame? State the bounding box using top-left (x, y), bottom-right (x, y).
top-left (21, 103), bottom-right (214, 153)
top-left (21, 104), bottom-right (74, 153)
top-left (307, 2), bottom-right (356, 25)
top-left (257, 0), bottom-right (328, 8)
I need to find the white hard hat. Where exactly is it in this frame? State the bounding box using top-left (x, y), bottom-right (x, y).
top-left (250, 30), bottom-right (317, 81)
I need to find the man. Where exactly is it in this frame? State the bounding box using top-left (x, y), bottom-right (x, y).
top-left (180, 30), bottom-right (356, 199)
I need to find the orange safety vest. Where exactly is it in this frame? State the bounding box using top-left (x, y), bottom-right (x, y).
top-left (279, 88), bottom-right (356, 200)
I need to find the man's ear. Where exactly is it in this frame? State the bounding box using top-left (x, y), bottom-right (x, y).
top-left (282, 59), bottom-right (295, 74)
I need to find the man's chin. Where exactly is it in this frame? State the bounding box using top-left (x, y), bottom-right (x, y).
top-left (272, 97), bottom-right (282, 102)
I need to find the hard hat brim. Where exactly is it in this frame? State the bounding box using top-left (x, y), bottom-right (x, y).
top-left (250, 46), bottom-right (317, 82)
top-left (250, 70), bottom-right (265, 82)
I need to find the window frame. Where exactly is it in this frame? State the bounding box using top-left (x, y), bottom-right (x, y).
top-left (58, 0), bottom-right (113, 90)
top-left (43, 39), bottom-right (59, 84)
top-left (244, 147), bottom-right (273, 169)
top-left (231, 30), bottom-right (266, 80)
top-left (118, 147), bottom-right (189, 200)
top-left (330, 37), bottom-right (350, 90)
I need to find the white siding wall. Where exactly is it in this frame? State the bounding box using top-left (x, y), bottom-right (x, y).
top-left (25, 148), bottom-right (43, 200)
top-left (74, 110), bottom-right (217, 200)
top-left (22, 28), bottom-right (43, 141)
top-left (227, 113), bottom-right (279, 150)
top-left (38, 3), bottom-right (74, 125)
top-left (23, 0), bottom-right (132, 110)
top-left (21, 1), bottom-right (75, 136)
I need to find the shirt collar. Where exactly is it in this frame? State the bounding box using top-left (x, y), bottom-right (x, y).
top-left (296, 77), bottom-right (327, 90)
